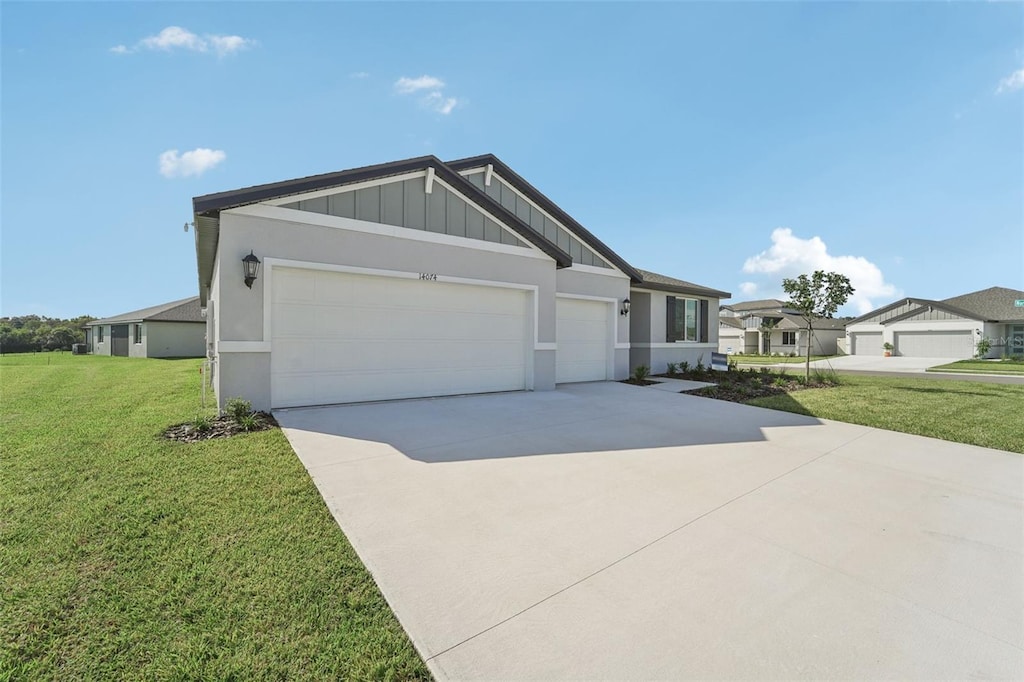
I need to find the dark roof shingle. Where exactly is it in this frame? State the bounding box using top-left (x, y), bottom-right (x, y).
top-left (633, 269), bottom-right (731, 299)
top-left (88, 297), bottom-right (204, 325)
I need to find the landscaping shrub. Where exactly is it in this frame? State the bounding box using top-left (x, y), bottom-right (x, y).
top-left (225, 396), bottom-right (253, 423)
top-left (633, 364), bottom-right (650, 383)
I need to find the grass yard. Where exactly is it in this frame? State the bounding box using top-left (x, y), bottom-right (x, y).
top-left (0, 353), bottom-right (429, 680)
top-left (927, 359), bottom-right (1024, 376)
top-left (731, 354), bottom-right (835, 364)
top-left (748, 374), bottom-right (1024, 454)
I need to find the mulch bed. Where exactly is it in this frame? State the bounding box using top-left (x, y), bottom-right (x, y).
top-left (163, 412), bottom-right (279, 443)
top-left (634, 368), bottom-right (841, 404)
top-left (619, 379), bottom-right (662, 386)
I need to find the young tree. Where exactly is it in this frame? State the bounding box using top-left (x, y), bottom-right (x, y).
top-left (759, 317), bottom-right (778, 355)
top-left (782, 271), bottom-right (854, 380)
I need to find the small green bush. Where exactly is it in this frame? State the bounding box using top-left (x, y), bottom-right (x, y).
top-left (237, 413), bottom-right (261, 432)
top-left (975, 337), bottom-right (991, 359)
top-left (633, 364), bottom-right (650, 382)
top-left (225, 396), bottom-right (253, 423)
top-left (666, 362), bottom-right (679, 376)
top-left (192, 414), bottom-right (212, 432)
top-left (680, 361), bottom-right (691, 373)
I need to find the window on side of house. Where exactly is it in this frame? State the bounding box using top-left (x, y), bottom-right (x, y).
top-left (97, 326), bottom-right (104, 342)
top-left (666, 297), bottom-right (710, 343)
top-left (782, 331), bottom-right (797, 345)
top-left (134, 324), bottom-right (142, 344)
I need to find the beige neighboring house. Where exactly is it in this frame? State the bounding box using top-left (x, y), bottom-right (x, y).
top-left (719, 299), bottom-right (846, 356)
top-left (844, 286), bottom-right (1024, 358)
top-left (85, 297), bottom-right (205, 358)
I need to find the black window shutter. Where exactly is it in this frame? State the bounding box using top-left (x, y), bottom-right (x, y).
top-left (666, 297), bottom-right (677, 342)
top-left (699, 300), bottom-right (709, 343)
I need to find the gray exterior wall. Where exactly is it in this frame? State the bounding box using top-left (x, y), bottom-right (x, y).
top-left (281, 177), bottom-right (527, 248)
top-left (91, 325), bottom-right (111, 356)
top-left (145, 322), bottom-right (206, 358)
top-left (629, 289), bottom-right (721, 374)
top-left (463, 171), bottom-right (611, 269)
top-left (212, 207), bottom-right (559, 411)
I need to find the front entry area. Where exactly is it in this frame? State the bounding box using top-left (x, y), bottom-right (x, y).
top-left (270, 267), bottom-right (531, 408)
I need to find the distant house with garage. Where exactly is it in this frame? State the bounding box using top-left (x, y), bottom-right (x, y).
top-left (844, 286), bottom-right (1024, 358)
top-left (85, 297), bottom-right (206, 358)
top-left (718, 299), bottom-right (846, 356)
top-left (191, 154), bottom-right (730, 411)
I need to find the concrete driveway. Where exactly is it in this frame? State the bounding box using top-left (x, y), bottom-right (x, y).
top-left (276, 382), bottom-right (1023, 680)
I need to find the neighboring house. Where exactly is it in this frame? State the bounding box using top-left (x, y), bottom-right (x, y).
top-left (844, 286), bottom-right (1024, 358)
top-left (191, 154), bottom-right (729, 411)
top-left (718, 300), bottom-right (846, 356)
top-left (85, 297), bottom-right (205, 358)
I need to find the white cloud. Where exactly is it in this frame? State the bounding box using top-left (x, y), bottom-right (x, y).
top-left (738, 282), bottom-right (759, 296)
top-left (742, 228), bottom-right (898, 315)
top-left (350, 71), bottom-right (370, 79)
top-left (425, 91), bottom-right (459, 115)
top-left (112, 26), bottom-right (255, 57)
top-left (159, 148), bottom-right (226, 178)
top-left (394, 75), bottom-right (445, 94)
top-left (996, 68), bottom-right (1024, 94)
top-left (394, 74), bottom-right (460, 115)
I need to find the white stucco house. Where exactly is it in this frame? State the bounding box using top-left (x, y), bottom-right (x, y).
top-left (844, 287), bottom-right (1024, 358)
top-left (718, 299), bottom-right (846, 356)
top-left (191, 154), bottom-right (730, 411)
top-left (85, 297), bottom-right (206, 358)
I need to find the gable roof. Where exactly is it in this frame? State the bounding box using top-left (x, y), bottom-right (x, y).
top-left (87, 297), bottom-right (204, 326)
top-left (446, 154), bottom-right (643, 283)
top-left (942, 286), bottom-right (1024, 322)
top-left (632, 269), bottom-right (731, 299)
top-left (192, 156), bottom-right (573, 291)
top-left (850, 287), bottom-right (1024, 325)
top-left (721, 298), bottom-right (788, 312)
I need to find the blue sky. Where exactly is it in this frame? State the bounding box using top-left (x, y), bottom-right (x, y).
top-left (2, 1), bottom-right (1022, 318)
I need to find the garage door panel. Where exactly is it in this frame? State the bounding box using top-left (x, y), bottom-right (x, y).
top-left (851, 332), bottom-right (883, 356)
top-left (271, 268), bottom-right (529, 407)
top-left (894, 331), bottom-right (973, 358)
top-left (556, 298), bottom-right (610, 384)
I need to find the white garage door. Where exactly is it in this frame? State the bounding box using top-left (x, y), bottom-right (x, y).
top-left (894, 331), bottom-right (974, 358)
top-left (555, 297), bottom-right (610, 383)
top-left (271, 268), bottom-right (530, 408)
top-left (850, 332), bottom-right (883, 356)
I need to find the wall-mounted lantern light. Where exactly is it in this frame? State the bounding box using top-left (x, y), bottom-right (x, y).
top-left (242, 250), bottom-right (261, 289)
top-left (620, 297), bottom-right (630, 316)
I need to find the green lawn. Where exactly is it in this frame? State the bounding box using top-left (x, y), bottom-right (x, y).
top-left (926, 359), bottom-right (1024, 375)
top-left (748, 374), bottom-right (1024, 453)
top-left (731, 354), bottom-right (835, 364)
top-left (0, 353), bottom-right (429, 680)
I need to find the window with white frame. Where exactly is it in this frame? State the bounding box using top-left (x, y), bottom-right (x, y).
top-left (134, 324), bottom-right (142, 344)
top-left (782, 331), bottom-right (797, 345)
top-left (97, 326), bottom-right (104, 342)
top-left (666, 297), bottom-right (709, 342)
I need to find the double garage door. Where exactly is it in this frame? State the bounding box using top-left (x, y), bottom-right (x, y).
top-left (270, 268), bottom-right (615, 408)
top-left (271, 268), bottom-right (530, 408)
top-left (894, 331), bottom-right (973, 358)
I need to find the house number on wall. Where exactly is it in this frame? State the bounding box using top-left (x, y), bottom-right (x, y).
top-left (419, 273), bottom-right (438, 281)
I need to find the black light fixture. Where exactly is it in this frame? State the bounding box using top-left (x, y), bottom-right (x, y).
top-left (242, 250), bottom-right (261, 289)
top-left (620, 297), bottom-right (630, 316)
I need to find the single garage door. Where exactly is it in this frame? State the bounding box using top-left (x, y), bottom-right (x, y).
top-left (271, 268), bottom-right (530, 408)
top-left (850, 332), bottom-right (883, 356)
top-left (894, 330), bottom-right (974, 358)
top-left (555, 297), bottom-right (610, 383)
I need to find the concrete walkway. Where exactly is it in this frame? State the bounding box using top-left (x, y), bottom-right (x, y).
top-left (276, 383), bottom-right (1023, 680)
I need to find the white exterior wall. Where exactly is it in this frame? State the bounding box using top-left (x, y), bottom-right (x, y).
top-left (211, 205), bottom-right (561, 411)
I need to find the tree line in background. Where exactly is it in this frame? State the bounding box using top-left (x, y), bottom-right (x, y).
top-left (0, 315), bottom-right (95, 353)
